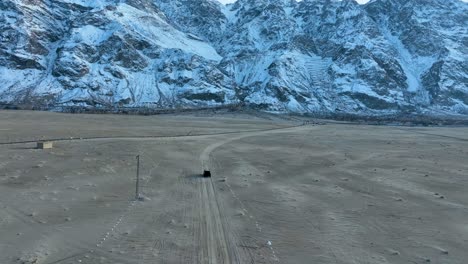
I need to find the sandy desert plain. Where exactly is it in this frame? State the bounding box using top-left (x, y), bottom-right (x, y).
top-left (0, 110), bottom-right (467, 264)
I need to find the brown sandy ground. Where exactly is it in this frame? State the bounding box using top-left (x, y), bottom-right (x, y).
top-left (0, 110), bottom-right (467, 264)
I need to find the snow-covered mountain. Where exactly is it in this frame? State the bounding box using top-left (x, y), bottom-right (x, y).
top-left (0, 0), bottom-right (467, 115)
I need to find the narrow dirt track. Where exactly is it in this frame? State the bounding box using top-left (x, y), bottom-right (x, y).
top-left (198, 126), bottom-right (309, 263)
top-left (197, 178), bottom-right (232, 264)
top-left (0, 126), bottom-right (300, 146)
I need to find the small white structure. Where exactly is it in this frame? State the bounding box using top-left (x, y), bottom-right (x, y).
top-left (37, 141), bottom-right (53, 149)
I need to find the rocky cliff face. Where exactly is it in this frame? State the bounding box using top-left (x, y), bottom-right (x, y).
top-left (0, 0), bottom-right (236, 108)
top-left (0, 0), bottom-right (467, 115)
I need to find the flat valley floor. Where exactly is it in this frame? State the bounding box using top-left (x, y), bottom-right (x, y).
top-left (0, 110), bottom-right (467, 264)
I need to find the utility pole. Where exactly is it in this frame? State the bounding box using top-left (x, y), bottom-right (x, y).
top-left (135, 155), bottom-right (140, 200)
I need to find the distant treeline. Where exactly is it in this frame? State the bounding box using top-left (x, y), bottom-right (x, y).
top-left (302, 112), bottom-right (468, 127)
top-left (1, 102), bottom-right (467, 126)
top-left (0, 102), bottom-right (245, 115)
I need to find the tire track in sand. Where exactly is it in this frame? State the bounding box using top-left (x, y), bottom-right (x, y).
top-left (198, 126), bottom-right (307, 263)
top-left (197, 177), bottom-right (232, 263)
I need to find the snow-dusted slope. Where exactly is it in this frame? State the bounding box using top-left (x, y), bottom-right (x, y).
top-left (0, 0), bottom-right (467, 115)
top-left (0, 0), bottom-right (235, 107)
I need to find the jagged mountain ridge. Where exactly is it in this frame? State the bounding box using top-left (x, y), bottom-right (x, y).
top-left (0, 0), bottom-right (236, 108)
top-left (0, 0), bottom-right (467, 115)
